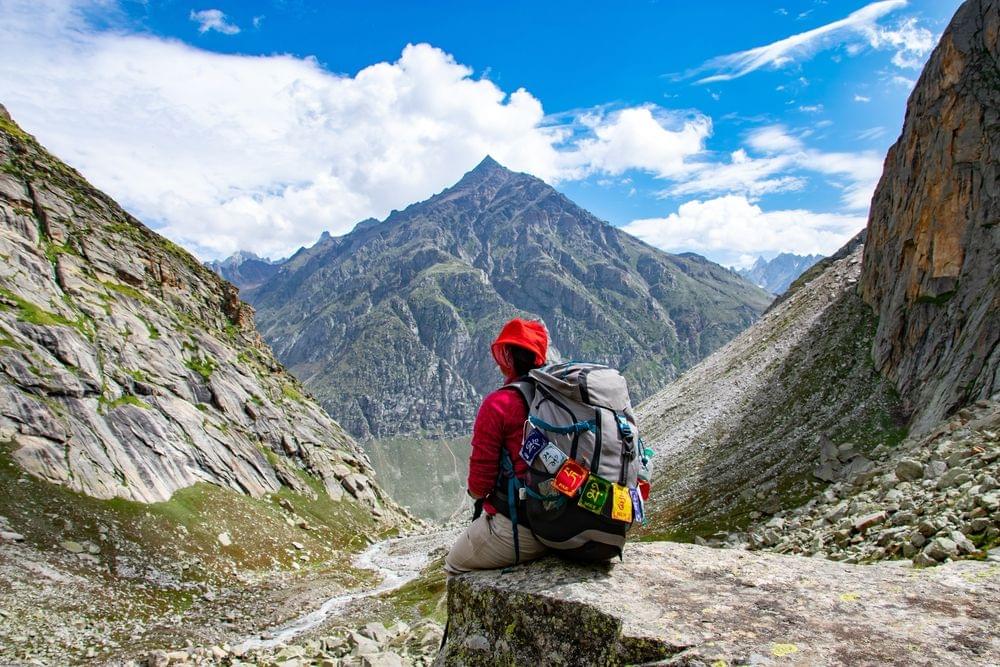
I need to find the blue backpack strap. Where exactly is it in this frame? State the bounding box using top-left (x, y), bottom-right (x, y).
top-left (500, 447), bottom-right (521, 564)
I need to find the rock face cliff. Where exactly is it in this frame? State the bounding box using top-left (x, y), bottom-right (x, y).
top-left (248, 157), bottom-right (771, 439)
top-left (441, 542), bottom-right (1000, 666)
top-left (0, 104), bottom-right (400, 517)
top-left (860, 0), bottom-right (1000, 434)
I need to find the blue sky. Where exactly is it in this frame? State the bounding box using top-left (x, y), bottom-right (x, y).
top-left (0, 0), bottom-right (961, 267)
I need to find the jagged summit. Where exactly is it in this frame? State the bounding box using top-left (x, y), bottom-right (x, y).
top-left (445, 154), bottom-right (529, 196)
top-left (471, 154), bottom-right (503, 173)
top-left (207, 249), bottom-right (283, 291)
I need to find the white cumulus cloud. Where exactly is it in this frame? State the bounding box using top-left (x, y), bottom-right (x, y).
top-left (623, 195), bottom-right (866, 267)
top-left (0, 1), bottom-right (713, 259)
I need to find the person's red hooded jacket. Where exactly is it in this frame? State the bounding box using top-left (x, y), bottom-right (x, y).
top-left (467, 319), bottom-right (548, 513)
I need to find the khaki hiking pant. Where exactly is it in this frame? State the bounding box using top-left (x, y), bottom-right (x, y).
top-left (444, 511), bottom-right (548, 576)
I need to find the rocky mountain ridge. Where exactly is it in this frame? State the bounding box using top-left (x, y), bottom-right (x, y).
top-left (206, 251), bottom-right (283, 292)
top-left (637, 237), bottom-right (904, 540)
top-left (247, 156), bottom-right (772, 439)
top-left (737, 252), bottom-right (824, 294)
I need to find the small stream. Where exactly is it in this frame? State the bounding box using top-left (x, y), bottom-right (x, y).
top-left (235, 529), bottom-right (456, 651)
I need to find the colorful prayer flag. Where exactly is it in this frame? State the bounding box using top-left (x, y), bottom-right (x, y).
top-left (578, 474), bottom-right (611, 514)
top-left (537, 442), bottom-right (568, 474)
top-left (629, 486), bottom-right (644, 524)
top-left (519, 428), bottom-right (548, 464)
top-left (553, 459), bottom-right (588, 496)
top-left (611, 483), bottom-right (632, 522)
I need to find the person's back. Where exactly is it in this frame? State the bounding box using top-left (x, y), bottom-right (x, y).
top-left (444, 318), bottom-right (549, 575)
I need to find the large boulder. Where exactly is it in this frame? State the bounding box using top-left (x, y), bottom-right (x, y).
top-left (440, 542), bottom-right (1000, 665)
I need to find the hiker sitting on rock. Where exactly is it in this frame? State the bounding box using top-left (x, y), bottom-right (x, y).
top-left (444, 318), bottom-right (550, 575)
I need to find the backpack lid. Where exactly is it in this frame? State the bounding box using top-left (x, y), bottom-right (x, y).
top-left (529, 362), bottom-right (632, 411)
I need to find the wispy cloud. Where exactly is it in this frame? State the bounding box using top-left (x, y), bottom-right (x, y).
top-left (190, 8), bottom-right (240, 35)
top-left (854, 94), bottom-right (872, 102)
top-left (858, 126), bottom-right (887, 140)
top-left (664, 125), bottom-right (883, 211)
top-left (689, 0), bottom-right (933, 83)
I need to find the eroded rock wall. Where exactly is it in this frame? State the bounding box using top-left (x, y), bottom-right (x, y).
top-left (860, 0), bottom-right (1000, 434)
top-left (0, 105), bottom-right (405, 523)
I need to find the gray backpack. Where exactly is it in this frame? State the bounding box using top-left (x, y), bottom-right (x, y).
top-left (496, 361), bottom-right (648, 562)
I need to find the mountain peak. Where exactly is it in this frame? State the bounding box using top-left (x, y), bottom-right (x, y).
top-left (472, 154), bottom-right (503, 172)
top-left (456, 155), bottom-right (517, 186)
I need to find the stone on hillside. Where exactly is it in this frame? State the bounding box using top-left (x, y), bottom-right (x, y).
top-left (843, 456), bottom-right (874, 482)
top-left (0, 531), bottom-right (24, 542)
top-left (968, 517), bottom-right (990, 533)
top-left (60, 540), bottom-right (83, 554)
top-left (837, 442), bottom-right (858, 462)
top-left (441, 542), bottom-right (1000, 665)
top-left (925, 537), bottom-right (959, 562)
top-left (819, 436), bottom-right (839, 463)
top-left (853, 512), bottom-right (887, 533)
top-left (217, 532), bottom-right (232, 547)
top-left (924, 460), bottom-right (948, 479)
top-left (360, 622), bottom-right (391, 644)
top-left (813, 462), bottom-right (838, 482)
top-left (918, 519), bottom-right (939, 537)
top-left (348, 631), bottom-right (380, 657)
top-left (895, 459), bottom-right (924, 481)
top-left (362, 653), bottom-right (404, 667)
top-left (949, 530), bottom-right (977, 555)
top-left (980, 492), bottom-right (1000, 512)
top-left (146, 651), bottom-right (169, 667)
top-left (937, 468), bottom-right (972, 490)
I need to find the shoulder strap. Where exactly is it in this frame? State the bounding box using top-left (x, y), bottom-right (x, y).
top-left (502, 377), bottom-right (535, 413)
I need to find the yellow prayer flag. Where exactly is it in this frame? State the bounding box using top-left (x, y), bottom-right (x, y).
top-left (611, 483), bottom-right (632, 522)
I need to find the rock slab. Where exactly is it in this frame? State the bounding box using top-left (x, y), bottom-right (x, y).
top-left (441, 542), bottom-right (1000, 666)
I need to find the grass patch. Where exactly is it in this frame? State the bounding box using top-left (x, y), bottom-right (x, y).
top-left (915, 290), bottom-right (956, 306)
top-left (137, 314), bottom-right (160, 340)
top-left (373, 555), bottom-right (448, 624)
top-left (44, 240), bottom-right (78, 264)
top-left (0, 335), bottom-right (23, 350)
top-left (0, 287), bottom-right (89, 336)
top-left (281, 382), bottom-right (307, 404)
top-left (106, 394), bottom-right (149, 411)
top-left (184, 354), bottom-right (217, 381)
top-left (101, 280), bottom-right (148, 303)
